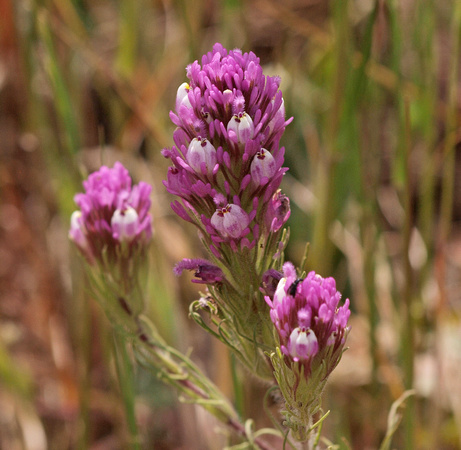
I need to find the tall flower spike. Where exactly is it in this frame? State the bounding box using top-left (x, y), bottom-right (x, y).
top-left (163, 43), bottom-right (292, 262)
top-left (266, 262), bottom-right (351, 443)
top-left (162, 44), bottom-right (293, 380)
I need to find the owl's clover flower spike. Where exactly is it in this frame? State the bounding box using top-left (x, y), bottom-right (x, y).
top-left (265, 262), bottom-right (351, 444)
top-left (162, 43), bottom-right (294, 380)
top-left (162, 43), bottom-right (293, 259)
top-left (69, 162), bottom-right (153, 266)
top-left (68, 161), bottom-right (153, 325)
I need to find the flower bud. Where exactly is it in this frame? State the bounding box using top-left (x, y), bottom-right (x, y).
top-left (273, 277), bottom-right (287, 307)
top-left (187, 137), bottom-right (217, 174)
top-left (268, 98), bottom-right (286, 134)
top-left (250, 149), bottom-right (276, 185)
top-left (211, 204), bottom-right (250, 239)
top-left (227, 112), bottom-right (254, 144)
top-left (222, 89), bottom-right (234, 106)
top-left (176, 82), bottom-right (192, 110)
top-left (164, 166), bottom-right (184, 196)
top-left (288, 328), bottom-right (319, 360)
top-left (265, 190), bottom-right (290, 232)
top-left (111, 206), bottom-right (139, 242)
top-left (69, 211), bottom-right (92, 258)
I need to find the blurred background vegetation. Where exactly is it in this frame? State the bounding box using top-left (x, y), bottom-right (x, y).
top-left (1, 0), bottom-right (461, 448)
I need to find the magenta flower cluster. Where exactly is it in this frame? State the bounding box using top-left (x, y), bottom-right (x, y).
top-left (162, 43), bottom-right (292, 260)
top-left (266, 262), bottom-right (350, 376)
top-left (69, 162), bottom-right (152, 264)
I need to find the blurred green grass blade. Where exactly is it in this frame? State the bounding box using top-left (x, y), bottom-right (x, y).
top-left (337, 0), bottom-right (379, 203)
top-left (343, 0), bottom-right (378, 113)
top-left (309, 0), bottom-right (351, 274)
top-left (68, 0), bottom-right (93, 29)
top-left (413, 0), bottom-right (437, 255)
top-left (175, 0), bottom-right (199, 57)
top-left (116, 0), bottom-right (138, 78)
top-left (379, 390), bottom-right (416, 450)
top-left (439, 0), bottom-right (461, 243)
top-left (387, 0), bottom-right (406, 188)
top-left (145, 250), bottom-right (179, 346)
top-left (224, 0), bottom-right (241, 8)
top-left (36, 8), bottom-right (81, 158)
top-left (351, 0), bottom-right (380, 391)
top-left (0, 340), bottom-right (33, 398)
top-left (69, 258), bottom-right (92, 450)
top-left (401, 98), bottom-right (416, 450)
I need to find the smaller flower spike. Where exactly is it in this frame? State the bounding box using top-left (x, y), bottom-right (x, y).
top-left (162, 43), bottom-right (294, 381)
top-left (266, 262), bottom-right (351, 443)
top-left (69, 162), bottom-right (152, 266)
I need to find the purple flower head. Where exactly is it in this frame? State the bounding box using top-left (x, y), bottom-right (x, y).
top-left (266, 262), bottom-right (350, 378)
top-left (162, 44), bottom-right (292, 258)
top-left (69, 162), bottom-right (152, 265)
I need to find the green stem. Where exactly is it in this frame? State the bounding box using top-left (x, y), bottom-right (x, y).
top-left (70, 259), bottom-right (91, 450)
top-left (36, 9), bottom-right (81, 160)
top-left (401, 98), bottom-right (415, 450)
top-left (230, 352), bottom-right (245, 418)
top-left (439, 0), bottom-right (461, 247)
top-left (115, 0), bottom-right (138, 78)
top-left (113, 332), bottom-right (142, 450)
top-left (363, 213), bottom-right (379, 392)
top-left (133, 316), bottom-right (278, 450)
